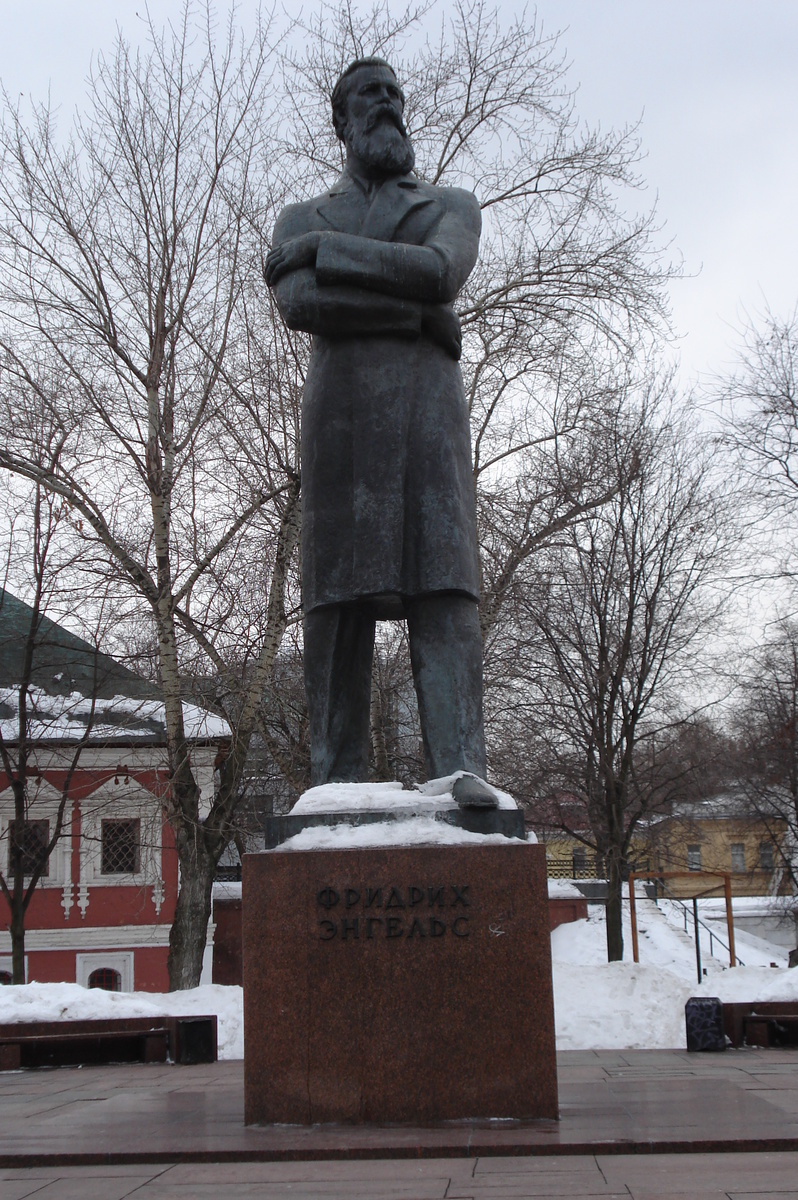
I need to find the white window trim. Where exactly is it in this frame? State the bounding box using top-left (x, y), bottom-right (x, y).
top-left (0, 778), bottom-right (73, 896)
top-left (78, 781), bottom-right (163, 917)
top-left (76, 950), bottom-right (134, 992)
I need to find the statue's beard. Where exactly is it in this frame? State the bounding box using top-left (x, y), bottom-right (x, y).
top-left (346, 114), bottom-right (415, 177)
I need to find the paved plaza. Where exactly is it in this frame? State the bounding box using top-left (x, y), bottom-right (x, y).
top-left (2, 1049), bottom-right (797, 1197)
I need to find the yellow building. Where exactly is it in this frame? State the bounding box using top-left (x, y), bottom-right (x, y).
top-left (539, 832), bottom-right (651, 881)
top-left (535, 795), bottom-right (790, 898)
top-left (642, 797), bottom-right (789, 898)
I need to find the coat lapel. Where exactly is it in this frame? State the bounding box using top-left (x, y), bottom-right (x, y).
top-left (315, 175), bottom-right (370, 235)
top-left (360, 176), bottom-right (434, 241)
top-left (315, 172), bottom-right (434, 241)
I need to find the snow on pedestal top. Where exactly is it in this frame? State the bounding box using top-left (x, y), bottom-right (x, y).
top-left (292, 773), bottom-right (518, 814)
top-left (277, 775), bottom-right (532, 851)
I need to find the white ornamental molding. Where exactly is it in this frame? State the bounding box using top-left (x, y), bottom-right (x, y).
top-left (0, 777), bottom-right (74, 891)
top-left (152, 876), bottom-right (164, 916)
top-left (0, 923), bottom-right (174, 953)
top-left (77, 779), bottom-right (164, 918)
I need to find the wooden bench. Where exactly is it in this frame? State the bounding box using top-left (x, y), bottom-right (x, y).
top-left (723, 1002), bottom-right (798, 1049)
top-left (0, 1014), bottom-right (217, 1070)
top-left (744, 1012), bottom-right (798, 1048)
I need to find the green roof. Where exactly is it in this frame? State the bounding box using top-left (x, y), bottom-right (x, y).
top-left (0, 589), bottom-right (159, 702)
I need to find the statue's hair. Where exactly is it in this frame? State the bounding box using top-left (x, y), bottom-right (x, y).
top-left (331, 57), bottom-right (403, 142)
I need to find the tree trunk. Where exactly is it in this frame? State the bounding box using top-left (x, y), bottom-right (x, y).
top-left (10, 902), bottom-right (25, 984)
top-left (605, 848), bottom-right (624, 962)
top-left (167, 830), bottom-right (216, 990)
top-left (8, 805), bottom-right (26, 983)
top-left (370, 664), bottom-right (390, 782)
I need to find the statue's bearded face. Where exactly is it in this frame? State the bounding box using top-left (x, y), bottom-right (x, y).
top-left (341, 65), bottom-right (415, 177)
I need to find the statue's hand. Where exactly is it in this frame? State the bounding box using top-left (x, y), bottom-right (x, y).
top-left (264, 232), bottom-right (322, 285)
top-left (422, 304), bottom-right (462, 361)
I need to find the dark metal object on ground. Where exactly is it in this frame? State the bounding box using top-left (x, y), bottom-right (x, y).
top-left (685, 996), bottom-right (726, 1052)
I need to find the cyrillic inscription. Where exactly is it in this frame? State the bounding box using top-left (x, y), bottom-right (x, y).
top-left (318, 914), bottom-right (468, 939)
top-left (316, 884), bottom-right (472, 941)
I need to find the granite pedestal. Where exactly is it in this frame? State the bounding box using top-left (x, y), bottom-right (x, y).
top-left (243, 840), bottom-right (557, 1125)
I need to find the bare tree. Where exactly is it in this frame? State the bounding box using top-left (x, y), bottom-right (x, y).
top-left (491, 388), bottom-right (734, 960)
top-left (719, 306), bottom-right (798, 582)
top-left (732, 622), bottom-right (798, 911)
top-left (0, 0), bottom-right (680, 985)
top-left (0, 4), bottom-right (302, 988)
top-left (0, 478), bottom-right (100, 983)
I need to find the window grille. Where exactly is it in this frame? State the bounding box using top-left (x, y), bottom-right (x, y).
top-left (88, 967), bottom-right (121, 991)
top-left (7, 819), bottom-right (49, 877)
top-left (687, 844), bottom-right (702, 872)
top-left (730, 843), bottom-right (745, 873)
top-left (101, 819), bottom-right (140, 874)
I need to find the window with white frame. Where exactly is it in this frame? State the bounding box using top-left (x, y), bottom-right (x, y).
top-left (76, 951), bottom-right (133, 992)
top-left (79, 782), bottom-right (162, 891)
top-left (7, 819), bottom-right (49, 877)
top-left (687, 844), bottom-right (702, 871)
top-left (730, 843), bottom-right (746, 873)
top-left (0, 778), bottom-right (72, 889)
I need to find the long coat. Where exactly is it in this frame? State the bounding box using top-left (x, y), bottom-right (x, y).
top-left (271, 170), bottom-right (482, 617)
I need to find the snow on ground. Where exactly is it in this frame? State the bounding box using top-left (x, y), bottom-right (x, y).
top-left (1, 897), bottom-right (796, 1055)
top-left (552, 899), bottom-right (798, 1049)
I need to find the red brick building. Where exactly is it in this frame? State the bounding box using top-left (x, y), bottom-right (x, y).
top-left (0, 590), bottom-right (228, 990)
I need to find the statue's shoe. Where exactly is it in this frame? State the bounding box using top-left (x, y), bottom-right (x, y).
top-left (452, 774), bottom-right (498, 810)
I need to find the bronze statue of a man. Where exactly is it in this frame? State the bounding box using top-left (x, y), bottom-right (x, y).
top-left (266, 57), bottom-right (495, 808)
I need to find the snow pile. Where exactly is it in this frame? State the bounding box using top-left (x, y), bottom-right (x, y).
top-left (548, 879), bottom-right (586, 899)
top-left (0, 982), bottom-right (243, 1059)
top-left (553, 959), bottom-right (798, 1050)
top-left (554, 961), bottom-right (692, 1049)
top-left (552, 900), bottom-right (798, 1049)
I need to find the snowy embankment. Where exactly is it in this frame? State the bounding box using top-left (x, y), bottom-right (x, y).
top-left (1, 899), bottom-right (796, 1054)
top-left (552, 898), bottom-right (798, 1049)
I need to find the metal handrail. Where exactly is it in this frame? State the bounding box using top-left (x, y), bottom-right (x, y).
top-left (657, 880), bottom-right (745, 968)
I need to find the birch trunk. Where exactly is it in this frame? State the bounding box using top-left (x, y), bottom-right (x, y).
top-left (167, 827), bottom-right (215, 990)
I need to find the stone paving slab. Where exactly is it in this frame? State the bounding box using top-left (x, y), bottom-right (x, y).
top-left (0, 1049), bottom-right (797, 1169)
top-left (4, 1153), bottom-right (798, 1199)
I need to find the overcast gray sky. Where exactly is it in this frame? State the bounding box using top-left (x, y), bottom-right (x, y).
top-left (3, 1), bottom-right (796, 387)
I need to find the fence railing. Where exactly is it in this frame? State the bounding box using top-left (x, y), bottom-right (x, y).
top-left (657, 881), bottom-right (744, 968)
top-left (545, 860), bottom-right (604, 880)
